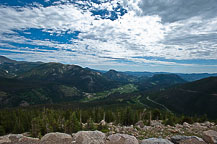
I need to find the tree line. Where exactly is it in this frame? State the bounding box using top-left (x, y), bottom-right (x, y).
top-left (0, 105), bottom-right (213, 137)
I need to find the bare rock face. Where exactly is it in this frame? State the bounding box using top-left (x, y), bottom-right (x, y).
top-left (171, 135), bottom-right (206, 144)
top-left (72, 130), bottom-right (106, 144)
top-left (141, 138), bottom-right (173, 144)
top-left (0, 134), bottom-right (39, 144)
top-left (40, 132), bottom-right (72, 144)
top-left (106, 133), bottom-right (138, 144)
top-left (202, 130), bottom-right (217, 144)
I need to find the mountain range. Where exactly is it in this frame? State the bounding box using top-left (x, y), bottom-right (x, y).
top-left (0, 55), bottom-right (217, 118)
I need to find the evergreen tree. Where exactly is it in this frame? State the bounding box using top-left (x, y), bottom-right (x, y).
top-left (122, 107), bottom-right (134, 125)
top-left (86, 117), bottom-right (96, 131)
top-left (64, 112), bottom-right (81, 133)
top-left (31, 117), bottom-right (42, 138)
top-left (0, 125), bottom-right (5, 136)
top-left (71, 112), bottom-right (81, 133)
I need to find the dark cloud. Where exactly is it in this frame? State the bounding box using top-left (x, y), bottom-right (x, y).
top-left (138, 0), bottom-right (217, 22)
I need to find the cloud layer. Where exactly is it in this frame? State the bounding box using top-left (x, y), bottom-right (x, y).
top-left (0, 0), bottom-right (217, 73)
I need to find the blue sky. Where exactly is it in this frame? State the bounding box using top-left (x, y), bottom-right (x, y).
top-left (0, 0), bottom-right (217, 73)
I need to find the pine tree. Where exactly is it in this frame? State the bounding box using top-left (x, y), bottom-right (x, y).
top-left (64, 112), bottom-right (81, 134)
top-left (31, 117), bottom-right (42, 138)
top-left (0, 125), bottom-right (5, 136)
top-left (86, 117), bottom-right (96, 131)
top-left (71, 112), bottom-right (81, 133)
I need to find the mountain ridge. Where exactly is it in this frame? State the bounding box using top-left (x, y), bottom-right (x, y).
top-left (1, 55), bottom-right (217, 119)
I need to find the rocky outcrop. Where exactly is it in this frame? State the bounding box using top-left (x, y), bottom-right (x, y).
top-left (72, 130), bottom-right (106, 144)
top-left (40, 132), bottom-right (72, 144)
top-left (202, 130), bottom-right (217, 144)
top-left (141, 138), bottom-right (173, 144)
top-left (106, 133), bottom-right (138, 144)
top-left (0, 122), bottom-right (217, 144)
top-left (171, 135), bottom-right (206, 144)
top-left (0, 134), bottom-right (39, 144)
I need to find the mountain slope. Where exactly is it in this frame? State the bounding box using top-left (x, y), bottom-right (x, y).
top-left (124, 70), bottom-right (217, 82)
top-left (17, 63), bottom-right (119, 92)
top-left (177, 73), bottom-right (217, 81)
top-left (0, 56), bottom-right (17, 64)
top-left (149, 76), bottom-right (217, 118)
top-left (0, 56), bottom-right (42, 76)
top-left (0, 69), bottom-right (11, 78)
top-left (0, 76), bottom-right (84, 108)
top-left (138, 74), bottom-right (186, 91)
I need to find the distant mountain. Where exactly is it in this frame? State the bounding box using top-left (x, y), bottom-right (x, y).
top-left (124, 71), bottom-right (169, 77)
top-left (149, 76), bottom-right (217, 118)
top-left (124, 71), bottom-right (217, 82)
top-left (138, 74), bottom-right (186, 91)
top-left (17, 63), bottom-right (119, 93)
top-left (103, 69), bottom-right (137, 83)
top-left (177, 73), bottom-right (217, 81)
top-left (0, 56), bottom-right (17, 64)
top-left (0, 56), bottom-right (42, 76)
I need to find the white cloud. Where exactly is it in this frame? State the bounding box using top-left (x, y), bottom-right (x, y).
top-left (0, 0), bottom-right (217, 72)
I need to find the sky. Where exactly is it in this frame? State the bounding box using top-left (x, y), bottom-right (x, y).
top-left (0, 0), bottom-right (217, 73)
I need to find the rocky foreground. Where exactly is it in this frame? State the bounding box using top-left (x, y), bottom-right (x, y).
top-left (1, 121), bottom-right (217, 144)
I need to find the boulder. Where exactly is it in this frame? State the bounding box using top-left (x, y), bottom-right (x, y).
top-left (141, 138), bottom-right (173, 144)
top-left (0, 134), bottom-right (39, 144)
top-left (202, 130), bottom-right (217, 144)
top-left (175, 124), bottom-right (183, 129)
top-left (150, 120), bottom-right (163, 127)
top-left (178, 138), bottom-right (206, 144)
top-left (7, 134), bottom-right (23, 143)
top-left (183, 122), bottom-right (191, 128)
top-left (18, 136), bottom-right (39, 144)
top-left (0, 135), bottom-right (11, 144)
top-left (106, 133), bottom-right (138, 144)
top-left (99, 120), bottom-right (106, 126)
top-left (171, 135), bottom-right (206, 144)
top-left (202, 122), bottom-right (211, 127)
top-left (72, 130), bottom-right (106, 144)
top-left (40, 132), bottom-right (72, 144)
top-left (135, 120), bottom-right (144, 128)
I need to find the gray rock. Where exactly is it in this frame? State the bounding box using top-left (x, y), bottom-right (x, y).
top-left (99, 120), bottom-right (106, 126)
top-left (0, 135), bottom-right (11, 144)
top-left (178, 137), bottom-right (206, 144)
top-left (72, 130), bottom-right (106, 144)
top-left (171, 135), bottom-right (191, 143)
top-left (183, 122), bottom-right (190, 128)
top-left (106, 133), bottom-right (138, 144)
top-left (202, 130), bottom-right (217, 144)
top-left (40, 132), bottom-right (72, 144)
top-left (18, 136), bottom-right (39, 144)
top-left (135, 120), bottom-right (144, 128)
top-left (0, 134), bottom-right (39, 144)
top-left (171, 135), bottom-right (206, 144)
top-left (150, 120), bottom-right (163, 127)
top-left (141, 138), bottom-right (173, 144)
